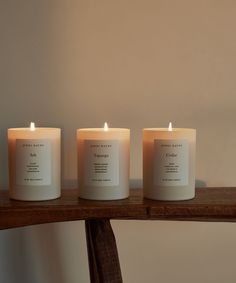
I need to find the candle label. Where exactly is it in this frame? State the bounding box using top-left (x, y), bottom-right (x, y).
top-left (16, 139), bottom-right (52, 186)
top-left (154, 139), bottom-right (189, 186)
top-left (84, 140), bottom-right (119, 186)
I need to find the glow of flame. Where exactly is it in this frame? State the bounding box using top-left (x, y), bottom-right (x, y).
top-left (104, 122), bottom-right (109, 131)
top-left (168, 122), bottom-right (172, 131)
top-left (30, 122), bottom-right (35, 131)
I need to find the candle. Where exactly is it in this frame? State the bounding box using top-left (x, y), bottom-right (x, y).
top-left (143, 123), bottom-right (196, 200)
top-left (77, 123), bottom-right (130, 200)
top-left (8, 122), bottom-right (61, 201)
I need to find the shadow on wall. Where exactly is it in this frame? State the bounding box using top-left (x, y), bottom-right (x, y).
top-left (195, 179), bottom-right (207, 187)
top-left (0, 228), bottom-right (33, 283)
top-left (0, 224), bottom-right (66, 283)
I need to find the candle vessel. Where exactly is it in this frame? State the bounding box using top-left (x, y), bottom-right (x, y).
top-left (77, 124), bottom-right (130, 200)
top-left (143, 124), bottom-right (196, 201)
top-left (8, 123), bottom-right (61, 201)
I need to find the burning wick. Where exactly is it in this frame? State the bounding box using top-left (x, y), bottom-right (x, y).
top-left (30, 122), bottom-right (35, 131)
top-left (168, 122), bottom-right (172, 131)
top-left (104, 122), bottom-right (109, 131)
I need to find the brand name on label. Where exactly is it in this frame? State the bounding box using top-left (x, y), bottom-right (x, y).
top-left (90, 144), bottom-right (112, 148)
top-left (22, 144), bottom-right (45, 147)
top-left (161, 144), bottom-right (183, 148)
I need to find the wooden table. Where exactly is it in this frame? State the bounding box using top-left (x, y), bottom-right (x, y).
top-left (1, 187), bottom-right (236, 282)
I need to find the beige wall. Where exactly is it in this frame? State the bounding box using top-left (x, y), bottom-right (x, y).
top-left (1, 0), bottom-right (236, 282)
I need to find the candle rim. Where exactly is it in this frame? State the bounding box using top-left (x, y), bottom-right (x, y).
top-left (143, 128), bottom-right (196, 132)
top-left (77, 128), bottom-right (130, 132)
top-left (8, 127), bottom-right (61, 131)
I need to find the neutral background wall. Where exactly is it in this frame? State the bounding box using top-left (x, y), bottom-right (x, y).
top-left (1, 0), bottom-right (236, 282)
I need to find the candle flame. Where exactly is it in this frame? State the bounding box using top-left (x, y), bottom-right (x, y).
top-left (104, 122), bottom-right (109, 131)
top-left (168, 122), bottom-right (172, 131)
top-left (30, 122), bottom-right (35, 131)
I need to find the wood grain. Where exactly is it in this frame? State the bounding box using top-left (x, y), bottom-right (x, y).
top-left (85, 219), bottom-right (123, 283)
top-left (1, 187), bottom-right (236, 229)
top-left (147, 187), bottom-right (236, 221)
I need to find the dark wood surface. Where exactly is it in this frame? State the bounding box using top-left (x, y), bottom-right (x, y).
top-left (85, 219), bottom-right (123, 283)
top-left (1, 187), bottom-right (236, 229)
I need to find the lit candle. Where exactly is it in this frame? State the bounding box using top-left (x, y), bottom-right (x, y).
top-left (143, 123), bottom-right (196, 200)
top-left (77, 123), bottom-right (130, 200)
top-left (8, 122), bottom-right (61, 201)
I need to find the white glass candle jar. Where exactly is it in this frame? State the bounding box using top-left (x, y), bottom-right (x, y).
top-left (77, 124), bottom-right (130, 200)
top-left (143, 125), bottom-right (196, 200)
top-left (8, 123), bottom-right (61, 201)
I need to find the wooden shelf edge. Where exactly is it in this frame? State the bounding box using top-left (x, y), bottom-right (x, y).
top-left (1, 188), bottom-right (236, 229)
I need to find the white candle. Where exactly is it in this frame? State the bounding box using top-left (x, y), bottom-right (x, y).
top-left (77, 123), bottom-right (130, 200)
top-left (8, 123), bottom-right (61, 201)
top-left (143, 123), bottom-right (196, 200)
